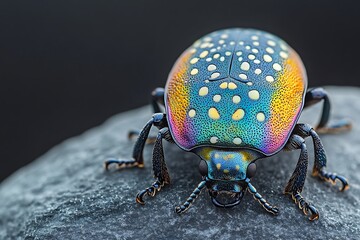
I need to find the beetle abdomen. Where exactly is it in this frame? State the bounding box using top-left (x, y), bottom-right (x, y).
top-left (165, 28), bottom-right (307, 155)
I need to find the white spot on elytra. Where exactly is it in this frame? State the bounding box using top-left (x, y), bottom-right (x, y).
top-left (248, 90), bottom-right (260, 100)
top-left (190, 68), bottom-right (198, 75)
top-left (203, 37), bottom-right (212, 42)
top-left (232, 95), bottom-right (241, 104)
top-left (208, 64), bottom-right (217, 71)
top-left (240, 62), bottom-right (250, 71)
top-left (233, 137), bottom-right (242, 145)
top-left (266, 75), bottom-right (275, 82)
top-left (220, 56), bottom-right (225, 62)
top-left (257, 112), bottom-right (265, 122)
top-left (239, 74), bottom-right (247, 80)
top-left (219, 39), bottom-right (225, 44)
top-left (211, 72), bottom-right (220, 79)
top-left (188, 109), bottom-right (196, 118)
top-left (254, 68), bottom-right (262, 75)
top-left (199, 86), bottom-right (209, 96)
top-left (280, 51), bottom-right (289, 59)
top-left (251, 35), bottom-right (259, 40)
top-left (245, 45), bottom-right (251, 50)
top-left (254, 59), bottom-right (260, 64)
top-left (263, 54), bottom-right (272, 62)
top-left (206, 58), bottom-right (212, 62)
top-left (199, 51), bottom-right (209, 58)
top-left (238, 57), bottom-right (243, 62)
top-left (239, 41), bottom-right (244, 45)
top-left (253, 41), bottom-right (259, 46)
top-left (266, 47), bottom-right (274, 54)
top-left (213, 95), bottom-right (221, 102)
top-left (225, 51), bottom-right (232, 56)
top-left (236, 51), bottom-right (242, 56)
top-left (221, 34), bottom-right (228, 39)
top-left (273, 63), bottom-right (282, 71)
top-left (280, 42), bottom-right (288, 51)
top-left (246, 82), bottom-right (253, 86)
top-left (252, 48), bottom-right (259, 53)
top-left (200, 42), bottom-right (209, 48)
top-left (213, 53), bottom-right (220, 59)
top-left (210, 136), bottom-right (218, 144)
top-left (267, 40), bottom-right (276, 46)
top-left (230, 41), bottom-right (235, 45)
top-left (190, 58), bottom-right (199, 64)
top-left (248, 54), bottom-right (255, 60)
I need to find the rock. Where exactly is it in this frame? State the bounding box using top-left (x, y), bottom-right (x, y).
top-left (0, 86), bottom-right (360, 239)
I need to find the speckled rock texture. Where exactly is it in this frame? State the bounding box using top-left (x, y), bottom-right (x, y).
top-left (0, 87), bottom-right (359, 240)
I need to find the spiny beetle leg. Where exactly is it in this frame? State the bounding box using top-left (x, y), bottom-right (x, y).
top-left (291, 192), bottom-right (319, 221)
top-left (136, 179), bottom-right (165, 204)
top-left (128, 130), bottom-right (157, 144)
top-left (304, 87), bottom-right (352, 134)
top-left (313, 168), bottom-right (349, 192)
top-left (104, 158), bottom-right (142, 170)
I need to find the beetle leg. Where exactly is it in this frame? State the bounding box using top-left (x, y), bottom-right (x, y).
top-left (304, 87), bottom-right (352, 134)
top-left (284, 134), bottom-right (319, 221)
top-left (135, 127), bottom-right (171, 204)
top-left (151, 87), bottom-right (165, 113)
top-left (128, 130), bottom-right (157, 144)
top-left (293, 123), bottom-right (349, 191)
top-left (175, 180), bottom-right (207, 214)
top-left (104, 113), bottom-right (167, 170)
top-left (246, 179), bottom-right (279, 215)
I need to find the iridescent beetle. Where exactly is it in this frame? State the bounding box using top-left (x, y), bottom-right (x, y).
top-left (104, 28), bottom-right (352, 221)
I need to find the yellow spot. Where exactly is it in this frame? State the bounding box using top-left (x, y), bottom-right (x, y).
top-left (216, 163), bottom-right (221, 170)
top-left (214, 153), bottom-right (220, 159)
top-left (190, 58), bottom-right (199, 64)
top-left (257, 112), bottom-right (265, 122)
top-left (199, 86), bottom-right (209, 96)
top-left (188, 109), bottom-right (196, 118)
top-left (235, 165), bottom-right (240, 171)
top-left (199, 50), bottom-right (209, 58)
top-left (190, 68), bottom-right (199, 75)
top-left (248, 90), bottom-right (260, 100)
top-left (208, 107), bottom-right (220, 120)
top-left (232, 109), bottom-right (245, 121)
top-left (223, 169), bottom-right (229, 174)
top-left (219, 82), bottom-right (228, 89)
top-left (228, 82), bottom-right (237, 89)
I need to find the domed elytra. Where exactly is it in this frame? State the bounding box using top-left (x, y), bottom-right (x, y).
top-left (198, 160), bottom-right (208, 176)
top-left (246, 163), bottom-right (257, 178)
top-left (165, 28), bottom-right (307, 155)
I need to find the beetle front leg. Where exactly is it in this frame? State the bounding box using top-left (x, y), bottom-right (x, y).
top-left (136, 128), bottom-right (171, 204)
top-left (175, 180), bottom-right (207, 214)
top-left (304, 87), bottom-right (352, 134)
top-left (284, 134), bottom-right (319, 221)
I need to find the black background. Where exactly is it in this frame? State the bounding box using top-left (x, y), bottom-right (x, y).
top-left (1, 0), bottom-right (359, 182)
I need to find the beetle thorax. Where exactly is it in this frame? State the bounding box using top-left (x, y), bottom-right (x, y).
top-left (195, 147), bottom-right (262, 181)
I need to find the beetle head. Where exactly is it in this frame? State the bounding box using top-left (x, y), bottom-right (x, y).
top-left (197, 148), bottom-right (260, 208)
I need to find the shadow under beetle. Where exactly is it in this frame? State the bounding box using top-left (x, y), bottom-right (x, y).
top-left (104, 28), bottom-right (352, 221)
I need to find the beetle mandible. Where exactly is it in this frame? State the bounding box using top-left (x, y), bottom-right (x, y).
top-left (104, 28), bottom-right (352, 221)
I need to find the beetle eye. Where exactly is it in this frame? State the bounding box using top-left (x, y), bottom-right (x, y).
top-left (198, 160), bottom-right (208, 176)
top-left (246, 163), bottom-right (257, 178)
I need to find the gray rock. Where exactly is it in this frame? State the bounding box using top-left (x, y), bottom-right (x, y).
top-left (1, 86), bottom-right (360, 240)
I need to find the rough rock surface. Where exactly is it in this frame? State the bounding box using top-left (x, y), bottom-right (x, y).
top-left (0, 87), bottom-right (360, 240)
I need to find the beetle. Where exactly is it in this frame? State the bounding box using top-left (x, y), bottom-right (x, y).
top-left (104, 28), bottom-right (352, 221)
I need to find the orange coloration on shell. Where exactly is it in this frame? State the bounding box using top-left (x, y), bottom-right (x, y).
top-left (268, 49), bottom-right (307, 148)
top-left (166, 49), bottom-right (192, 136)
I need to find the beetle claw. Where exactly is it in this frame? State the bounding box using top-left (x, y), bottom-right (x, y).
top-left (104, 158), bottom-right (139, 170)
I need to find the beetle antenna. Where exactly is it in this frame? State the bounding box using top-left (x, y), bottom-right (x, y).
top-left (175, 180), bottom-right (206, 214)
top-left (246, 178), bottom-right (279, 215)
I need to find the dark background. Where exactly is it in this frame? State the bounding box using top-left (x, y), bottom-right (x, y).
top-left (1, 0), bottom-right (359, 182)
